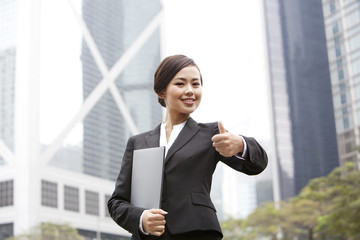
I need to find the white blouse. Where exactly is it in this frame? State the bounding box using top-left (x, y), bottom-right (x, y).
top-left (159, 121), bottom-right (187, 157)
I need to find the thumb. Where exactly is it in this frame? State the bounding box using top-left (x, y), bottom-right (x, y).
top-left (218, 121), bottom-right (226, 134)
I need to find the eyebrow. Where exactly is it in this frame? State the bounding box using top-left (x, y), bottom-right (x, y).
top-left (174, 77), bottom-right (200, 81)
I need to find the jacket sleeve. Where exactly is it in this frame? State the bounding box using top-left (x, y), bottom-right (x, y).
top-left (213, 124), bottom-right (268, 175)
top-left (107, 137), bottom-right (146, 238)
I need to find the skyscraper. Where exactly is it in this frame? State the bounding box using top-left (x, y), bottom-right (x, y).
top-left (321, 0), bottom-right (360, 169)
top-left (0, 0), bottom-right (163, 239)
top-left (263, 0), bottom-right (339, 200)
top-left (0, 48), bottom-right (15, 166)
top-left (0, 0), bottom-right (17, 238)
top-left (0, 0), bottom-right (16, 165)
top-left (81, 0), bottom-right (163, 181)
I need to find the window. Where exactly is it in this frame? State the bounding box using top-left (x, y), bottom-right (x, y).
top-left (345, 142), bottom-right (353, 153)
top-left (85, 190), bottom-right (99, 216)
top-left (105, 194), bottom-right (111, 217)
top-left (335, 47), bottom-right (341, 57)
top-left (64, 185), bottom-right (79, 212)
top-left (339, 82), bottom-right (346, 91)
top-left (41, 180), bottom-right (57, 208)
top-left (0, 180), bottom-right (13, 207)
top-left (336, 59), bottom-right (342, 67)
top-left (342, 106), bottom-right (348, 115)
top-left (330, 1), bottom-right (336, 13)
top-left (100, 232), bottom-right (131, 240)
top-left (332, 23), bottom-right (339, 34)
top-left (78, 229), bottom-right (97, 240)
top-left (338, 69), bottom-right (344, 80)
top-left (343, 117), bottom-right (350, 129)
top-left (0, 223), bottom-right (13, 240)
top-left (341, 94), bottom-right (347, 104)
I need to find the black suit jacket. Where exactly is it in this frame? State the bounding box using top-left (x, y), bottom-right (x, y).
top-left (108, 118), bottom-right (268, 239)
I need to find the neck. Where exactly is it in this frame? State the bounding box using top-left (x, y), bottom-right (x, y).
top-left (163, 112), bottom-right (189, 128)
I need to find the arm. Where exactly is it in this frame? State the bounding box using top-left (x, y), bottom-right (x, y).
top-left (107, 137), bottom-right (146, 238)
top-left (230, 135), bottom-right (268, 175)
top-left (212, 122), bottom-right (268, 175)
top-left (107, 137), bottom-right (167, 239)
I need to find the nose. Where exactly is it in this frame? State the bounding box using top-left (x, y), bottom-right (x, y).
top-left (185, 84), bottom-right (194, 95)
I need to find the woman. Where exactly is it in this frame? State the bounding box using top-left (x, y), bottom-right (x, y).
top-left (108, 55), bottom-right (268, 240)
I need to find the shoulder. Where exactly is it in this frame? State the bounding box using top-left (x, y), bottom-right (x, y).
top-left (125, 124), bottom-right (161, 147)
top-left (133, 124), bottom-right (161, 139)
top-left (131, 129), bottom-right (155, 140)
top-left (198, 122), bottom-right (217, 131)
top-left (190, 118), bottom-right (219, 134)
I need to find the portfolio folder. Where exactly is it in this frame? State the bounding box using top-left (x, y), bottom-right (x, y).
top-left (131, 146), bottom-right (165, 209)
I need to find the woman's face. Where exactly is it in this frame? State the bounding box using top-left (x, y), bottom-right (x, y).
top-left (160, 65), bottom-right (202, 117)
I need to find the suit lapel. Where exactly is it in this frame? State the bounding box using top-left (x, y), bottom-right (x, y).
top-left (165, 117), bottom-right (200, 164)
top-left (145, 124), bottom-right (161, 148)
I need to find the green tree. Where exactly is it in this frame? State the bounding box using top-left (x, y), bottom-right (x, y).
top-left (221, 163), bottom-right (360, 239)
top-left (311, 163), bottom-right (359, 239)
top-left (278, 198), bottom-right (321, 240)
top-left (221, 218), bottom-right (254, 240)
top-left (295, 162), bottom-right (360, 239)
top-left (6, 222), bottom-right (84, 240)
top-left (246, 202), bottom-right (280, 240)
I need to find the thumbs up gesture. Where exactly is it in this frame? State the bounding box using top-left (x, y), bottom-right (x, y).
top-left (211, 121), bottom-right (244, 157)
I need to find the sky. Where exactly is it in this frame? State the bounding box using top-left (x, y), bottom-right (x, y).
top-left (38, 0), bottom-right (271, 145)
top-left (163, 0), bottom-right (271, 142)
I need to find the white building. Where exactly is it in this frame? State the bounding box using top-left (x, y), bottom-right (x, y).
top-left (0, 0), bottom-right (163, 239)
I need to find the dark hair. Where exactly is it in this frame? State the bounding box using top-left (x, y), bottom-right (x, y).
top-left (154, 54), bottom-right (203, 107)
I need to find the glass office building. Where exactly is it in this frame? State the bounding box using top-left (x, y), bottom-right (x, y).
top-left (81, 0), bottom-right (163, 181)
top-left (322, 0), bottom-right (360, 169)
top-left (263, 0), bottom-right (339, 200)
top-left (0, 0), bottom-right (163, 239)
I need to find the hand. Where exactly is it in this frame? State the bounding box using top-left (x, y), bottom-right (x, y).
top-left (142, 209), bottom-right (167, 236)
top-left (211, 121), bottom-right (244, 157)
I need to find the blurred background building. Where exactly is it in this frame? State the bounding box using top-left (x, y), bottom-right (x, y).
top-left (321, 0), bottom-right (360, 169)
top-left (0, 0), bottom-right (163, 239)
top-left (263, 0), bottom-right (340, 201)
top-left (81, 0), bottom-right (163, 181)
top-left (3, 0), bottom-right (360, 239)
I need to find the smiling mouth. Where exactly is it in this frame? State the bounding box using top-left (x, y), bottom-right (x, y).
top-left (182, 99), bottom-right (195, 104)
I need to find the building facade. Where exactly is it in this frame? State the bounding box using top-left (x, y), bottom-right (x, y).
top-left (81, 0), bottom-right (163, 181)
top-left (0, 0), bottom-right (163, 239)
top-left (321, 0), bottom-right (360, 169)
top-left (263, 0), bottom-right (340, 200)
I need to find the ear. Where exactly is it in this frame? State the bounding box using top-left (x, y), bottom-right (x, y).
top-left (157, 92), bottom-right (165, 99)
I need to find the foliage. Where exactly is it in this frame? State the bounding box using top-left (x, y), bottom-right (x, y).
top-left (5, 222), bottom-right (84, 240)
top-left (221, 163), bottom-right (360, 240)
top-left (302, 162), bottom-right (360, 239)
top-left (221, 218), bottom-right (254, 240)
top-left (246, 202), bottom-right (280, 240)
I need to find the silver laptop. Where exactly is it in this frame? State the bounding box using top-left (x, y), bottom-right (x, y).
top-left (131, 146), bottom-right (165, 209)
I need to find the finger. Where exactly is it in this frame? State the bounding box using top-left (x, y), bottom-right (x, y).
top-left (211, 135), bottom-right (219, 143)
top-left (218, 121), bottom-right (226, 134)
top-left (148, 214), bottom-right (165, 222)
top-left (213, 141), bottom-right (227, 148)
top-left (149, 222), bottom-right (166, 236)
top-left (153, 224), bottom-right (166, 230)
top-left (149, 209), bottom-right (168, 215)
top-left (153, 229), bottom-right (165, 237)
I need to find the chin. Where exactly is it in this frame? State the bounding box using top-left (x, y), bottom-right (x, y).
top-left (184, 107), bottom-right (198, 114)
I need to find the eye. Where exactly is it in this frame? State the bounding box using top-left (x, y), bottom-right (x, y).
top-left (193, 82), bottom-right (201, 86)
top-left (175, 82), bottom-right (184, 86)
